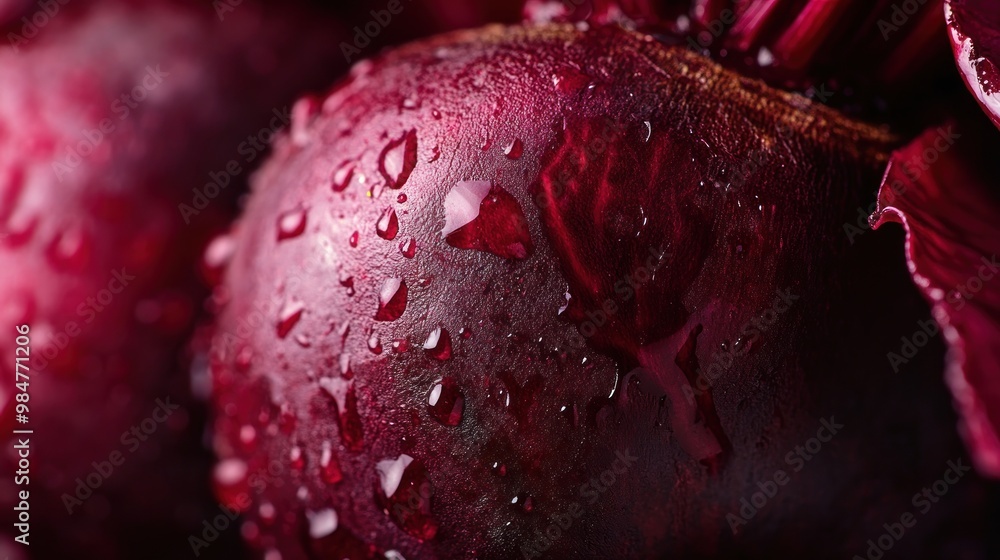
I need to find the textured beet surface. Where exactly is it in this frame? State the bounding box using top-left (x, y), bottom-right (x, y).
top-left (0, 1), bottom-right (352, 557)
top-left (208, 22), bottom-right (997, 559)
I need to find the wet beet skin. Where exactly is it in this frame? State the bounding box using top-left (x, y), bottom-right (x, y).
top-left (0, 1), bottom-right (352, 558)
top-left (207, 22), bottom-right (995, 560)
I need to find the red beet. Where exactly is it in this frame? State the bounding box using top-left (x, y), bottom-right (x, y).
top-left (0, 1), bottom-right (354, 557)
top-left (208, 22), bottom-right (996, 559)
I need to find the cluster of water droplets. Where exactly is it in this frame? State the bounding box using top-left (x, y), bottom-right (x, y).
top-left (249, 91), bottom-right (615, 552)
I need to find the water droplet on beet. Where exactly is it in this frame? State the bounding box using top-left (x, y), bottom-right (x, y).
top-left (0, 293), bottom-right (34, 330)
top-left (423, 328), bottom-right (452, 360)
top-left (367, 330), bottom-right (383, 354)
top-left (320, 377), bottom-right (365, 451)
top-left (379, 129), bottom-right (417, 189)
top-left (213, 458), bottom-right (249, 511)
top-left (1, 214), bottom-right (36, 248)
top-left (277, 208), bottom-right (307, 241)
top-left (47, 225), bottom-right (90, 269)
top-left (331, 162), bottom-right (355, 192)
top-left (338, 272), bottom-right (355, 296)
top-left (279, 403), bottom-right (297, 434)
top-left (392, 339), bottom-right (410, 353)
top-left (442, 180), bottom-right (491, 237)
top-left (497, 372), bottom-right (544, 420)
top-left (376, 454), bottom-right (411, 498)
top-left (553, 66), bottom-right (590, 93)
top-left (320, 441), bottom-right (343, 484)
top-left (558, 291), bottom-right (572, 315)
top-left (512, 493), bottom-right (534, 513)
top-left (431, 109), bottom-right (442, 119)
top-left (204, 234), bottom-right (236, 277)
top-left (290, 95), bottom-right (320, 146)
top-left (259, 502), bottom-right (276, 524)
top-left (427, 377), bottom-right (464, 426)
top-left (757, 46), bottom-right (775, 66)
top-left (336, 322), bottom-right (351, 342)
top-left (239, 425), bottom-right (256, 448)
top-left (443, 182), bottom-right (533, 259)
top-left (733, 335), bottom-right (756, 354)
top-left (491, 461), bottom-right (507, 477)
top-left (397, 193), bottom-right (408, 203)
top-left (277, 300), bottom-right (305, 338)
top-left (235, 346), bottom-right (253, 372)
top-left (306, 508), bottom-right (339, 539)
top-left (867, 209), bottom-right (882, 228)
top-left (374, 454), bottom-right (438, 541)
top-left (349, 231), bottom-right (359, 248)
top-left (399, 237), bottom-right (416, 258)
top-left (339, 353), bottom-right (352, 377)
top-left (234, 512), bottom-right (257, 541)
top-left (375, 278), bottom-right (408, 321)
top-left (289, 445), bottom-right (305, 471)
top-left (503, 139), bottom-right (524, 159)
top-left (376, 207), bottom-right (399, 240)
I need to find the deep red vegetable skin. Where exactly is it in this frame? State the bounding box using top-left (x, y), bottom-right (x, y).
top-left (206, 22), bottom-right (995, 559)
top-left (0, 1), bottom-right (352, 557)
